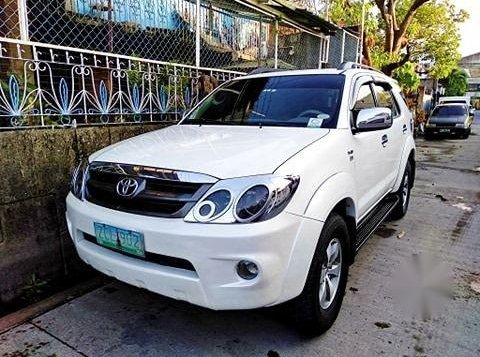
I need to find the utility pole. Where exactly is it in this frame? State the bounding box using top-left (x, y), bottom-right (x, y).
top-left (358, 0), bottom-right (366, 63)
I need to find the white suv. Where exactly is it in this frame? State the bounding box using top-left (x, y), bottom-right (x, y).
top-left (66, 64), bottom-right (415, 334)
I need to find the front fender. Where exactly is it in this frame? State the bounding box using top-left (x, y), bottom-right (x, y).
top-left (303, 171), bottom-right (358, 222)
top-left (276, 172), bottom-right (357, 302)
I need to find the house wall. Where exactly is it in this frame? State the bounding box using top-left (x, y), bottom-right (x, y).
top-left (460, 52), bottom-right (480, 107)
top-left (0, 122), bottom-right (169, 303)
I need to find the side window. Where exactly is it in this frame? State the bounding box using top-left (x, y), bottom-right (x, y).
top-left (373, 84), bottom-right (400, 117)
top-left (352, 83), bottom-right (375, 121)
top-left (353, 83), bottom-right (375, 111)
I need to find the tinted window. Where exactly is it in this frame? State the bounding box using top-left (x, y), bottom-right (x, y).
top-left (432, 106), bottom-right (466, 116)
top-left (182, 75), bottom-right (345, 128)
top-left (353, 84), bottom-right (375, 111)
top-left (373, 84), bottom-right (399, 117)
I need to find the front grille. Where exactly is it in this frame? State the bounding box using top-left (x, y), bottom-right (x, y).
top-left (432, 123), bottom-right (457, 128)
top-left (84, 162), bottom-right (214, 218)
top-left (83, 233), bottom-right (196, 272)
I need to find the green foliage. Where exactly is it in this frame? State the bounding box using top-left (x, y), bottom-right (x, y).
top-left (329, 0), bottom-right (376, 30)
top-left (444, 67), bottom-right (468, 96)
top-left (327, 0), bottom-right (468, 78)
top-left (393, 62), bottom-right (420, 93)
top-left (408, 0), bottom-right (467, 78)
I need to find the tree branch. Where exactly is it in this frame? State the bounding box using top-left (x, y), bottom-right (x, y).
top-left (374, 0), bottom-right (388, 22)
top-left (381, 46), bottom-right (411, 75)
top-left (397, 0), bottom-right (431, 42)
top-left (360, 29), bottom-right (373, 66)
top-left (389, 0), bottom-right (399, 30)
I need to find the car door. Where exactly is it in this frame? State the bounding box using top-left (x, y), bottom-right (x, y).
top-left (350, 80), bottom-right (393, 218)
top-left (372, 82), bottom-right (406, 189)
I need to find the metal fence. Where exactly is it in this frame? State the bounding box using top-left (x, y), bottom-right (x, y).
top-left (328, 29), bottom-right (359, 68)
top-left (0, 0), bottom-right (340, 128)
top-left (0, 38), bottom-right (243, 127)
top-left (2, 0), bottom-right (330, 71)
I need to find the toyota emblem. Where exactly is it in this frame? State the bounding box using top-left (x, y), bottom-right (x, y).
top-left (116, 178), bottom-right (140, 198)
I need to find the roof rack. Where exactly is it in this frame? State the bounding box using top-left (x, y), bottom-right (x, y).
top-left (247, 67), bottom-right (286, 75)
top-left (337, 61), bottom-right (383, 74)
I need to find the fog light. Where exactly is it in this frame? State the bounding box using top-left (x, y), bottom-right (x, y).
top-left (236, 260), bottom-right (259, 280)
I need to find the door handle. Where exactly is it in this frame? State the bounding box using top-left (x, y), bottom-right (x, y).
top-left (381, 134), bottom-right (388, 147)
top-left (402, 124), bottom-right (408, 133)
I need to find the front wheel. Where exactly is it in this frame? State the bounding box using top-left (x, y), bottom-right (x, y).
top-left (389, 161), bottom-right (412, 220)
top-left (289, 213), bottom-right (349, 335)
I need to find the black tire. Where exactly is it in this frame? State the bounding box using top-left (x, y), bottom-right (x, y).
top-left (389, 161), bottom-right (412, 220)
top-left (424, 132), bottom-right (433, 140)
top-left (289, 213), bottom-right (349, 336)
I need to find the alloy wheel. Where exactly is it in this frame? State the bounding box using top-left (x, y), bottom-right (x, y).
top-left (402, 172), bottom-right (409, 210)
top-left (319, 238), bottom-right (342, 309)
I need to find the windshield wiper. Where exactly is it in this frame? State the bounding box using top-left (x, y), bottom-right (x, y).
top-left (195, 119), bottom-right (236, 126)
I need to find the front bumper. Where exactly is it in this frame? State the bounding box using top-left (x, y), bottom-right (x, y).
top-left (66, 193), bottom-right (323, 310)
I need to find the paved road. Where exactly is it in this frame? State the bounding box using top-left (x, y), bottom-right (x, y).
top-left (1, 121), bottom-right (479, 357)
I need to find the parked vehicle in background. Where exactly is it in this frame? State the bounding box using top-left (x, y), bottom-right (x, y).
top-left (438, 96), bottom-right (475, 117)
top-left (438, 96), bottom-right (471, 106)
top-left (425, 103), bottom-right (473, 139)
top-left (66, 63), bottom-right (416, 335)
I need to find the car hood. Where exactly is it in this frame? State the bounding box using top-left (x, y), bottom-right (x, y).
top-left (430, 115), bottom-right (466, 124)
top-left (90, 125), bottom-right (330, 179)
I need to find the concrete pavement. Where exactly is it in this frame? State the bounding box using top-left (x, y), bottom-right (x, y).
top-left (1, 122), bottom-right (479, 357)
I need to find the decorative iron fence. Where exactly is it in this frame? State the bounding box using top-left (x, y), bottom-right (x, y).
top-left (0, 38), bottom-right (243, 127)
top-left (0, 0), bottom-right (356, 128)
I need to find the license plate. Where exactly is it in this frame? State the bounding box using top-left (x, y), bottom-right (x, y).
top-left (93, 222), bottom-right (145, 257)
top-left (439, 128), bottom-right (450, 133)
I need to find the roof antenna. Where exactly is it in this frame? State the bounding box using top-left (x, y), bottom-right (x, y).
top-left (259, 122), bottom-right (263, 128)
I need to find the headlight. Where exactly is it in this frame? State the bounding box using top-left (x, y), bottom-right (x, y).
top-left (235, 185), bottom-right (270, 222)
top-left (193, 189), bottom-right (232, 222)
top-left (185, 175), bottom-right (299, 223)
top-left (455, 123), bottom-right (466, 128)
top-left (426, 122), bottom-right (435, 127)
top-left (70, 160), bottom-right (88, 199)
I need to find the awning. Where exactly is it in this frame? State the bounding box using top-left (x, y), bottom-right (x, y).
top-left (261, 0), bottom-right (338, 35)
top-left (215, 0), bottom-right (339, 36)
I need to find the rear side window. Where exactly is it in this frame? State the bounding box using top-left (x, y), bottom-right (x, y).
top-left (373, 84), bottom-right (400, 117)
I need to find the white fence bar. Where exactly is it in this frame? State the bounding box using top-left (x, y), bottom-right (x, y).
top-left (274, 20), bottom-right (279, 69)
top-left (340, 30), bottom-right (345, 63)
top-left (17, 0), bottom-right (29, 41)
top-left (0, 37), bottom-right (245, 75)
top-left (195, 0), bottom-right (201, 69)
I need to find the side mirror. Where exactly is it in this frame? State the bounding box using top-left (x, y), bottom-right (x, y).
top-left (469, 107), bottom-right (475, 116)
top-left (355, 107), bottom-right (392, 132)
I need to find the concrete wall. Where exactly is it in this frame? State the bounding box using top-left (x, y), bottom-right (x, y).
top-left (0, 123), bottom-right (168, 303)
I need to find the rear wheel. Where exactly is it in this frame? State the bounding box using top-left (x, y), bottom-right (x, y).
top-left (389, 161), bottom-right (412, 220)
top-left (289, 213), bottom-right (349, 335)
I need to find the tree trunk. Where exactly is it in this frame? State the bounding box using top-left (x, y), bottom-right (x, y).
top-left (376, 0), bottom-right (431, 74)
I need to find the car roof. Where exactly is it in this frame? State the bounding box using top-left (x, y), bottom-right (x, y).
top-left (237, 68), bottom-right (394, 82)
top-left (435, 103), bottom-right (468, 107)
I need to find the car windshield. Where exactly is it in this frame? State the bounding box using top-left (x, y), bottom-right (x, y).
top-left (432, 105), bottom-right (466, 116)
top-left (181, 74), bottom-right (345, 128)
